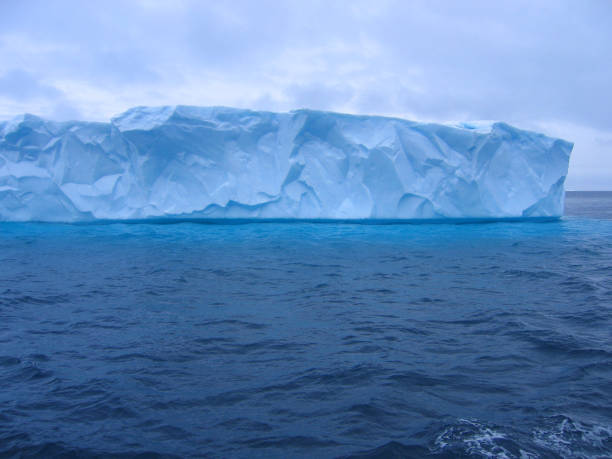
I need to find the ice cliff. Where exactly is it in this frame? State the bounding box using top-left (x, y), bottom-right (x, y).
top-left (0, 106), bottom-right (572, 222)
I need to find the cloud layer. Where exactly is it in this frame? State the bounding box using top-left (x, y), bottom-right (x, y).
top-left (1, 0), bottom-right (610, 189)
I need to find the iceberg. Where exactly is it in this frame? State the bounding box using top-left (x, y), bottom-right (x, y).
top-left (0, 106), bottom-right (572, 222)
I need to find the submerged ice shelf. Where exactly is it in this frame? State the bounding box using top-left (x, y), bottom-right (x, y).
top-left (0, 106), bottom-right (572, 222)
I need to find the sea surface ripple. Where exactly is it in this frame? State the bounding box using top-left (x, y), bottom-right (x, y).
top-left (0, 192), bottom-right (611, 458)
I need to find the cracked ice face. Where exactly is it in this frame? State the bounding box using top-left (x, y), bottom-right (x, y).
top-left (0, 106), bottom-right (571, 222)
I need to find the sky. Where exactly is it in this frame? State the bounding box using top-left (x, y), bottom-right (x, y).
top-left (1, 0), bottom-right (610, 190)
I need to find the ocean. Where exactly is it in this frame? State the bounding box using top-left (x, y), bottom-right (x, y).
top-left (0, 191), bottom-right (611, 458)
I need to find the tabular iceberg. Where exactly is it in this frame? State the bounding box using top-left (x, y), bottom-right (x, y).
top-left (0, 106), bottom-right (572, 222)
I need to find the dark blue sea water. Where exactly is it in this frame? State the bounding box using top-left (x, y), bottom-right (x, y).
top-left (1, 191), bottom-right (611, 458)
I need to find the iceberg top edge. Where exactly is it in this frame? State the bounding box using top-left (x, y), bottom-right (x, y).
top-left (110, 105), bottom-right (498, 134)
top-left (1, 105), bottom-right (572, 146)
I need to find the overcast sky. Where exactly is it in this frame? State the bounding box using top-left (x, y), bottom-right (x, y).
top-left (1, 0), bottom-right (610, 189)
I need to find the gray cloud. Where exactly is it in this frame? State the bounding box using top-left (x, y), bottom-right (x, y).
top-left (0, 69), bottom-right (63, 101)
top-left (0, 69), bottom-right (81, 120)
top-left (0, 0), bottom-right (610, 188)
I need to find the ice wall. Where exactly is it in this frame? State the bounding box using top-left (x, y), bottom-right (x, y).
top-left (0, 106), bottom-right (572, 222)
